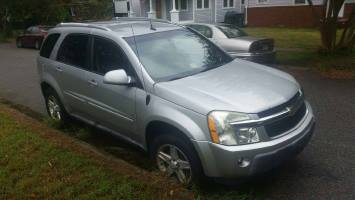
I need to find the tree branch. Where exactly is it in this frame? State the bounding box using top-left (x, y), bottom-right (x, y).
top-left (338, 9), bottom-right (355, 48)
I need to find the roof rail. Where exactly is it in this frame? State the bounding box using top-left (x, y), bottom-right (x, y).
top-left (111, 17), bottom-right (171, 24)
top-left (56, 23), bottom-right (111, 31)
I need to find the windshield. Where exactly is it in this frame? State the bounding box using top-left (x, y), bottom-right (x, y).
top-left (217, 25), bottom-right (248, 38)
top-left (124, 29), bottom-right (232, 82)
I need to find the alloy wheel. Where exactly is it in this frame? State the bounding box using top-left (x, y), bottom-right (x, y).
top-left (156, 144), bottom-right (192, 184)
top-left (47, 95), bottom-right (62, 121)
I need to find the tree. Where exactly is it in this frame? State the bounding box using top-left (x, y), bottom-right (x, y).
top-left (0, 0), bottom-right (112, 34)
top-left (307, 0), bottom-right (354, 54)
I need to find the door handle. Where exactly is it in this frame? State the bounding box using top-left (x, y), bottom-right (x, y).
top-left (88, 80), bottom-right (98, 87)
top-left (56, 67), bottom-right (63, 72)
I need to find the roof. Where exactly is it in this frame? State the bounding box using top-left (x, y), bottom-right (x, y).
top-left (56, 18), bottom-right (183, 37)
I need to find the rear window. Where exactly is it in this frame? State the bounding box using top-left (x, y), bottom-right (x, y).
top-left (40, 33), bottom-right (60, 58)
top-left (217, 25), bottom-right (247, 38)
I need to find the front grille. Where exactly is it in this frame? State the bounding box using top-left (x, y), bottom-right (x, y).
top-left (259, 91), bottom-right (307, 138)
top-left (264, 102), bottom-right (307, 138)
top-left (259, 91), bottom-right (302, 118)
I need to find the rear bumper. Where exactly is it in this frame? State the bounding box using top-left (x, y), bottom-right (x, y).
top-left (192, 102), bottom-right (315, 178)
top-left (230, 51), bottom-right (276, 64)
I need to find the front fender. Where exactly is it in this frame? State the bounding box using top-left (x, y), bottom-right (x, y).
top-left (142, 95), bottom-right (210, 144)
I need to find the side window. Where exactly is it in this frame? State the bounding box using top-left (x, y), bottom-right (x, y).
top-left (40, 33), bottom-right (60, 58)
top-left (57, 34), bottom-right (90, 70)
top-left (93, 37), bottom-right (132, 75)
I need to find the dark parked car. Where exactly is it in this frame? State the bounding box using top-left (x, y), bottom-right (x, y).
top-left (16, 26), bottom-right (53, 49)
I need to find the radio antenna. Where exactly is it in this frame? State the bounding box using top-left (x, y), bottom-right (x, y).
top-left (150, 19), bottom-right (156, 31)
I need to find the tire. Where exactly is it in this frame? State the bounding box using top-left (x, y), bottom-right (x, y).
top-left (150, 133), bottom-right (204, 186)
top-left (44, 88), bottom-right (69, 122)
top-left (16, 39), bottom-right (22, 48)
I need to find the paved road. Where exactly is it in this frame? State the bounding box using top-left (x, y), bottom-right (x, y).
top-left (0, 42), bottom-right (354, 199)
top-left (0, 42), bottom-right (46, 114)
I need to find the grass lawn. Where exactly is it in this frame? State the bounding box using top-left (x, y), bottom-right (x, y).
top-left (0, 100), bottom-right (259, 200)
top-left (0, 103), bottom-right (192, 200)
top-left (244, 27), bottom-right (355, 71)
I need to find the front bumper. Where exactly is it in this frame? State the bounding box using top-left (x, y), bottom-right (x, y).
top-left (230, 51), bottom-right (276, 64)
top-left (192, 102), bottom-right (315, 178)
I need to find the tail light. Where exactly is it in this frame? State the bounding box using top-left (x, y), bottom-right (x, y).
top-left (250, 39), bottom-right (274, 53)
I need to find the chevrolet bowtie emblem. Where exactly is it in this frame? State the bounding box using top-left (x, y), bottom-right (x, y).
top-left (286, 105), bottom-right (297, 116)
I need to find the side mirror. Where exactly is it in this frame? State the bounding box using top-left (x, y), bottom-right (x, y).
top-left (103, 69), bottom-right (135, 86)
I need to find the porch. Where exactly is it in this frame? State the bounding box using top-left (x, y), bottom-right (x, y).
top-left (146, 0), bottom-right (194, 23)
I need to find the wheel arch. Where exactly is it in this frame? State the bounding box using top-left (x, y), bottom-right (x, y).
top-left (145, 121), bottom-right (191, 152)
top-left (40, 78), bottom-right (70, 113)
top-left (145, 120), bottom-right (207, 179)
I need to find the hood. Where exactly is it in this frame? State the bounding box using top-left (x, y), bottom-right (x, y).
top-left (154, 59), bottom-right (300, 115)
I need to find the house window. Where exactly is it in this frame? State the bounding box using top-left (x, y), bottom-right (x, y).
top-left (257, 0), bottom-right (268, 4)
top-left (223, 0), bottom-right (234, 8)
top-left (197, 0), bottom-right (209, 9)
top-left (241, 0), bottom-right (245, 4)
top-left (294, 0), bottom-right (306, 4)
top-left (181, 0), bottom-right (188, 10)
top-left (176, 0), bottom-right (188, 10)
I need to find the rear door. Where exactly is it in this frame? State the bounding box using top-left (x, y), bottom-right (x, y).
top-left (55, 33), bottom-right (92, 118)
top-left (85, 35), bottom-right (138, 138)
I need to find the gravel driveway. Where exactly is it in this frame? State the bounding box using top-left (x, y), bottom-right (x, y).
top-left (0, 42), bottom-right (354, 199)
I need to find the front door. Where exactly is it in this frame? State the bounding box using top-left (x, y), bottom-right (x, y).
top-left (85, 36), bottom-right (137, 138)
top-left (156, 0), bottom-right (162, 18)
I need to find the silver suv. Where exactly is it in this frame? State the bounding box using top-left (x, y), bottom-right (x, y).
top-left (37, 18), bottom-right (315, 185)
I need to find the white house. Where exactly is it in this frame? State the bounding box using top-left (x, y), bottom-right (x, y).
top-left (113, 0), bottom-right (355, 27)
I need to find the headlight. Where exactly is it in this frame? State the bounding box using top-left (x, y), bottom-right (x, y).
top-left (208, 111), bottom-right (260, 146)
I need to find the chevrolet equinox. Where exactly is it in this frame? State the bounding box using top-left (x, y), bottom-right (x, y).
top-left (37, 18), bottom-right (315, 185)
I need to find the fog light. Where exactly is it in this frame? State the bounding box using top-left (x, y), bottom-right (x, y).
top-left (237, 157), bottom-right (250, 168)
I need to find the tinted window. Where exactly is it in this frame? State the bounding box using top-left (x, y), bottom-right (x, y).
top-left (93, 37), bottom-right (132, 75)
top-left (40, 33), bottom-right (60, 58)
top-left (57, 34), bottom-right (90, 70)
top-left (124, 29), bottom-right (231, 82)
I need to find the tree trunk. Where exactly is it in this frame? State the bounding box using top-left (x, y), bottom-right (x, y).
top-left (307, 0), bottom-right (354, 54)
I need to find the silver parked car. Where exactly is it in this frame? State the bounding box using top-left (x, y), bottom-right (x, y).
top-left (185, 23), bottom-right (276, 63)
top-left (37, 18), bottom-right (315, 185)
